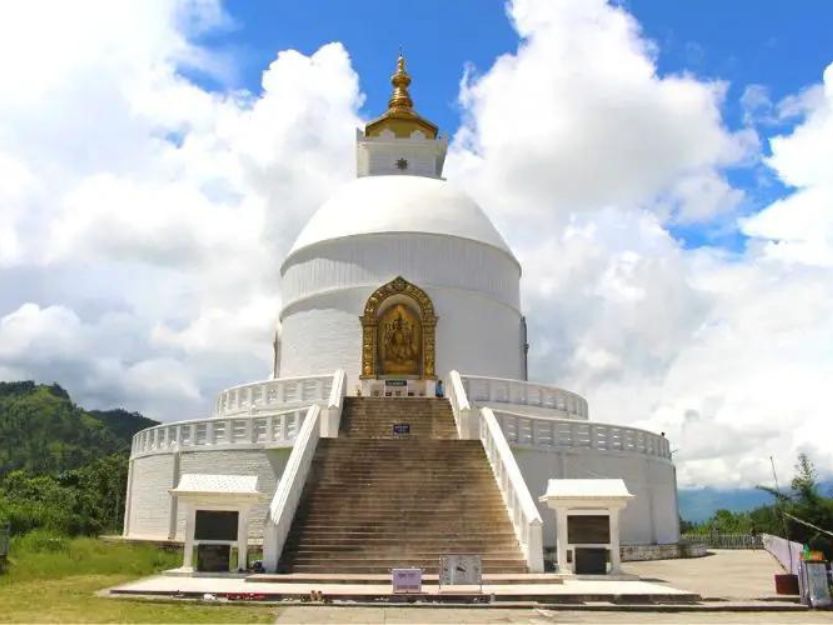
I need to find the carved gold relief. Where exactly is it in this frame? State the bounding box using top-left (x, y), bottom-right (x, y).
top-left (359, 276), bottom-right (437, 379)
top-left (379, 303), bottom-right (421, 375)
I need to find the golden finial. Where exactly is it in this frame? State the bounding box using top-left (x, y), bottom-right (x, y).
top-left (388, 53), bottom-right (413, 112)
top-left (364, 51), bottom-right (438, 139)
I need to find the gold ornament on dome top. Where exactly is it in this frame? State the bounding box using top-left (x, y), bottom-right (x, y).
top-left (359, 276), bottom-right (437, 379)
top-left (364, 53), bottom-right (439, 140)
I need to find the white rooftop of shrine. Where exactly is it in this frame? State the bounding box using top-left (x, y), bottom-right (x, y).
top-left (287, 176), bottom-right (513, 257)
top-left (170, 474), bottom-right (261, 496)
top-left (541, 478), bottom-right (634, 501)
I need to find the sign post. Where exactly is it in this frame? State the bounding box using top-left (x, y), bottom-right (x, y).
top-left (438, 555), bottom-right (483, 594)
top-left (799, 560), bottom-right (833, 608)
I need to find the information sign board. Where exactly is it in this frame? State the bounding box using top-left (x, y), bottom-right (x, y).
top-left (391, 568), bottom-right (422, 594)
top-left (392, 423), bottom-right (410, 435)
top-left (385, 380), bottom-right (407, 387)
top-left (439, 555), bottom-right (482, 590)
top-left (801, 561), bottom-right (832, 608)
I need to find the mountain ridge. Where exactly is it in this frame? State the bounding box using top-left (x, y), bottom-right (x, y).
top-left (0, 381), bottom-right (157, 475)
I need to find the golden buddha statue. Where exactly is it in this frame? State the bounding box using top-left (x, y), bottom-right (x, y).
top-left (378, 304), bottom-right (421, 375)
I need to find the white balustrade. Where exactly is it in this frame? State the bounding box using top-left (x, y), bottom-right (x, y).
top-left (492, 409), bottom-right (672, 459)
top-left (448, 370), bottom-right (478, 439)
top-left (214, 374), bottom-right (335, 417)
top-left (129, 407), bottom-right (309, 458)
top-left (263, 404), bottom-right (321, 572)
top-left (320, 369), bottom-right (347, 438)
top-left (460, 374), bottom-right (589, 420)
top-left (762, 533), bottom-right (802, 575)
top-left (480, 407), bottom-right (545, 572)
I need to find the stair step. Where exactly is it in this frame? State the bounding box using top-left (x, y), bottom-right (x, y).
top-left (278, 397), bottom-right (526, 574)
top-left (287, 529), bottom-right (517, 537)
top-left (285, 538), bottom-right (517, 545)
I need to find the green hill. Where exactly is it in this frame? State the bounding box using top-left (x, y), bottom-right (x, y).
top-left (0, 381), bottom-right (157, 475)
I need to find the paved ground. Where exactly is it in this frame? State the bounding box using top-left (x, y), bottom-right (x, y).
top-left (622, 550), bottom-right (784, 599)
top-left (110, 574), bottom-right (692, 599)
top-left (273, 606), bottom-right (828, 624)
top-left (108, 549), bottom-right (820, 624)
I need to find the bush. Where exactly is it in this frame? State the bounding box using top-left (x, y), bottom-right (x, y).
top-left (11, 529), bottom-right (69, 554)
top-left (4, 534), bottom-right (181, 581)
top-left (0, 453), bottom-right (129, 537)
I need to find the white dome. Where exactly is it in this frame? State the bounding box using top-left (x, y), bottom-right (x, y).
top-left (286, 176), bottom-right (514, 260)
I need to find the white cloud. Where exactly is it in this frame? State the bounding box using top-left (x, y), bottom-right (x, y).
top-left (448, 0), bottom-right (748, 230)
top-left (0, 1), bottom-right (362, 419)
top-left (448, 0), bottom-right (833, 487)
top-left (1, 0), bottom-right (831, 491)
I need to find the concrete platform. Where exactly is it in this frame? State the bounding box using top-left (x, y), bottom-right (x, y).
top-left (623, 549), bottom-right (795, 601)
top-left (247, 572), bottom-right (566, 585)
top-left (108, 573), bottom-right (698, 604)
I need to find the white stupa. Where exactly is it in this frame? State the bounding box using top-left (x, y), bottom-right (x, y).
top-left (123, 56), bottom-right (679, 576)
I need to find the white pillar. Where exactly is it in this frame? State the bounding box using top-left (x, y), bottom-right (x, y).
top-left (237, 506), bottom-right (249, 572)
top-left (263, 520), bottom-right (278, 572)
top-left (183, 504), bottom-right (195, 570)
top-left (609, 509), bottom-right (622, 574)
top-left (555, 507), bottom-right (569, 574)
top-left (122, 458), bottom-right (134, 537)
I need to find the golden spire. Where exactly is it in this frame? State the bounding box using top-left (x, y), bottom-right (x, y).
top-left (388, 54), bottom-right (414, 112)
top-left (364, 52), bottom-right (438, 139)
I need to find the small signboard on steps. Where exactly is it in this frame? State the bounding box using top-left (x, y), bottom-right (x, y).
top-left (439, 554), bottom-right (483, 593)
top-left (392, 423), bottom-right (410, 436)
top-left (391, 567), bottom-right (422, 594)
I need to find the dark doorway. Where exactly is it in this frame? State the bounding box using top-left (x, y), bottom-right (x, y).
top-left (574, 547), bottom-right (608, 574)
top-left (196, 544), bottom-right (231, 572)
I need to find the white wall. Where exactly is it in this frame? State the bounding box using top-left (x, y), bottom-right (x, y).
top-left (279, 285), bottom-right (524, 387)
top-left (513, 447), bottom-right (680, 547)
top-left (279, 232), bottom-right (524, 387)
top-left (281, 232), bottom-right (520, 311)
top-left (126, 448), bottom-right (291, 541)
top-left (126, 453), bottom-right (174, 539)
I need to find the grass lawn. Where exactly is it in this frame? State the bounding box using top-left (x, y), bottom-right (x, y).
top-left (0, 532), bottom-right (277, 623)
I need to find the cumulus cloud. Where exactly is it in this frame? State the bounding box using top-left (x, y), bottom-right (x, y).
top-left (0, 0), bottom-right (362, 418)
top-left (448, 0), bottom-right (748, 230)
top-left (1, 0), bottom-right (831, 489)
top-left (448, 0), bottom-right (833, 487)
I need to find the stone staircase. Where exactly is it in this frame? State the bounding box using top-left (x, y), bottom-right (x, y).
top-left (278, 397), bottom-right (527, 574)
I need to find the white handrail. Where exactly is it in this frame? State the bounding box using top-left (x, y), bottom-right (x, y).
top-left (448, 370), bottom-right (477, 439)
top-left (461, 374), bottom-right (589, 420)
top-left (263, 404), bottom-right (321, 572)
top-left (321, 369), bottom-right (346, 437)
top-left (480, 407), bottom-right (544, 572)
top-left (492, 409), bottom-right (672, 459)
top-left (214, 374), bottom-right (335, 417)
top-left (762, 533), bottom-right (801, 575)
top-left (129, 407), bottom-right (309, 458)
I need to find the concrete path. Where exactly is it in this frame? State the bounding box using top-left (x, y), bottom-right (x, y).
top-left (623, 549), bottom-right (785, 599)
top-left (109, 573), bottom-right (693, 600)
top-left (273, 606), bottom-right (826, 624)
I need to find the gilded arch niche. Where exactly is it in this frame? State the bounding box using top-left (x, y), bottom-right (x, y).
top-left (360, 276), bottom-right (437, 379)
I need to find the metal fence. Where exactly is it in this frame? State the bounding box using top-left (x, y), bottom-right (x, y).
top-left (681, 532), bottom-right (763, 549)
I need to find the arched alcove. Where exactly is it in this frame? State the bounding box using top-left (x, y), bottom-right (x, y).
top-left (359, 276), bottom-right (437, 379)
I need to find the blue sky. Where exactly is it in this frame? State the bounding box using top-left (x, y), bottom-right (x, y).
top-left (190, 0), bottom-right (831, 251)
top-left (209, 1), bottom-right (832, 132)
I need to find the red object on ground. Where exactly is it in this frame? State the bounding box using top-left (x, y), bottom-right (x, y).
top-left (774, 573), bottom-right (799, 595)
